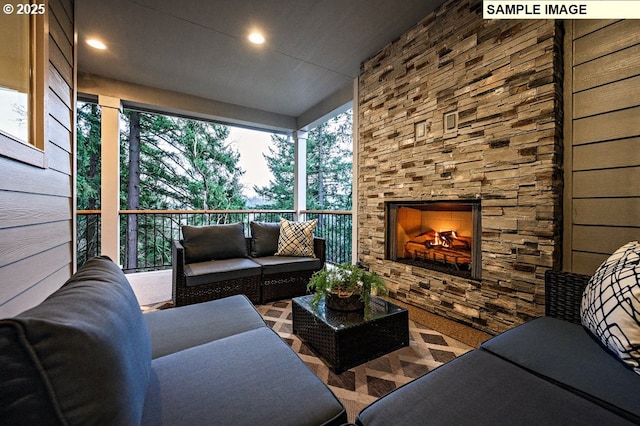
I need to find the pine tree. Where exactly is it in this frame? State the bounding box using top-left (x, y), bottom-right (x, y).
top-left (253, 134), bottom-right (295, 209)
top-left (125, 111), bottom-right (141, 270)
top-left (118, 110), bottom-right (247, 269)
top-left (119, 111), bottom-right (246, 211)
top-left (76, 102), bottom-right (102, 265)
top-left (307, 112), bottom-right (353, 210)
top-left (78, 104), bottom-right (248, 269)
top-left (254, 110), bottom-right (353, 210)
top-left (77, 102), bottom-right (101, 210)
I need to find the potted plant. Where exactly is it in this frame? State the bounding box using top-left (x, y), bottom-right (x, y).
top-left (307, 263), bottom-right (387, 313)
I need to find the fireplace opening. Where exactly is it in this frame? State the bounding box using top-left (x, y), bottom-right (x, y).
top-left (385, 200), bottom-right (481, 280)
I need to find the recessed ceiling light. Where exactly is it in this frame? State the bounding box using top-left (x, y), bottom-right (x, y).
top-left (248, 32), bottom-right (265, 45)
top-left (87, 39), bottom-right (107, 50)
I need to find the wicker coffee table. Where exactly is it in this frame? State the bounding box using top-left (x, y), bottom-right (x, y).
top-left (292, 295), bottom-right (409, 373)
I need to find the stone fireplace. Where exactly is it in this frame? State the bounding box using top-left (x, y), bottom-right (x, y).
top-left (386, 200), bottom-right (481, 280)
top-left (356, 0), bottom-right (563, 335)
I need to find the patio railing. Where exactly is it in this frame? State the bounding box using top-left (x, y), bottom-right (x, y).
top-left (76, 209), bottom-right (352, 272)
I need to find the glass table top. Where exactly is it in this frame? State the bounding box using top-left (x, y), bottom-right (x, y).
top-left (293, 295), bottom-right (407, 331)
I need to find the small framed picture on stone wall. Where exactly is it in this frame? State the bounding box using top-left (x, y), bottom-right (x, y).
top-left (415, 120), bottom-right (427, 140)
top-left (444, 111), bottom-right (458, 133)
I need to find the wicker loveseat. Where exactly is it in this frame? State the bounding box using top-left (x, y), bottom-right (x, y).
top-left (172, 221), bottom-right (325, 307)
top-left (1, 256), bottom-right (347, 425)
top-left (355, 268), bottom-right (640, 425)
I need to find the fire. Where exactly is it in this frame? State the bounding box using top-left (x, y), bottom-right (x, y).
top-left (432, 230), bottom-right (458, 248)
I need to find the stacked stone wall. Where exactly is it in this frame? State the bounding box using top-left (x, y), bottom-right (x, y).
top-left (357, 0), bottom-right (563, 334)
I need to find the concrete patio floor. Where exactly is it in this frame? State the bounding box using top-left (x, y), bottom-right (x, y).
top-left (126, 270), bottom-right (172, 306)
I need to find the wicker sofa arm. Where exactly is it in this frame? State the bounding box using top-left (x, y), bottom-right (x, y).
top-left (172, 240), bottom-right (186, 268)
top-left (171, 240), bottom-right (186, 303)
top-left (544, 270), bottom-right (591, 325)
top-left (314, 237), bottom-right (326, 267)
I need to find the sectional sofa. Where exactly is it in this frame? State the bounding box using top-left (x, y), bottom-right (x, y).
top-left (0, 256), bottom-right (347, 425)
top-left (5, 235), bottom-right (638, 425)
top-left (356, 243), bottom-right (640, 425)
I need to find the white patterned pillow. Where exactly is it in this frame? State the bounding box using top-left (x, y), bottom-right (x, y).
top-left (581, 241), bottom-right (640, 374)
top-left (275, 218), bottom-right (317, 257)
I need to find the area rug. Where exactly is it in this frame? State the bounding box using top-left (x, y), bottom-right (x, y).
top-left (255, 300), bottom-right (472, 423)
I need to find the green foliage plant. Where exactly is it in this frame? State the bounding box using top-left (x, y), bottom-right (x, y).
top-left (307, 263), bottom-right (387, 313)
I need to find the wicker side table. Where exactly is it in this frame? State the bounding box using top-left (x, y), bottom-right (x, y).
top-left (292, 295), bottom-right (409, 373)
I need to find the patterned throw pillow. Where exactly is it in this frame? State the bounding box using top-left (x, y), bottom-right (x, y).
top-left (581, 241), bottom-right (640, 374)
top-left (275, 218), bottom-right (318, 257)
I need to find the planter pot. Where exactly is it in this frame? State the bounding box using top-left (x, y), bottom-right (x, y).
top-left (326, 291), bottom-right (365, 312)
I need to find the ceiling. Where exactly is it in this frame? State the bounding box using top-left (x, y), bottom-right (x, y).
top-left (77, 0), bottom-right (444, 129)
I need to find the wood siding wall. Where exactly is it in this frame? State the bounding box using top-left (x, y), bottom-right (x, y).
top-left (0, 0), bottom-right (75, 317)
top-left (564, 20), bottom-right (640, 275)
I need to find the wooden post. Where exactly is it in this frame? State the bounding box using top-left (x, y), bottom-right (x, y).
top-left (293, 130), bottom-right (307, 221)
top-left (99, 95), bottom-right (121, 264)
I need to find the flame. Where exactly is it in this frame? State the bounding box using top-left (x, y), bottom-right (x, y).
top-left (433, 230), bottom-right (456, 247)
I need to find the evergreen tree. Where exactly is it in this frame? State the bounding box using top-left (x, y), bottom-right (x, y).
top-left (76, 103), bottom-right (352, 269)
top-left (76, 102), bottom-right (102, 265)
top-left (120, 111), bottom-right (246, 211)
top-left (124, 111), bottom-right (141, 270)
top-left (77, 102), bottom-right (101, 210)
top-left (253, 110), bottom-right (354, 264)
top-left (77, 105), bottom-right (248, 269)
top-left (254, 110), bottom-right (353, 210)
top-left (306, 111), bottom-right (353, 210)
top-left (253, 134), bottom-right (295, 209)
top-left (118, 110), bottom-right (247, 270)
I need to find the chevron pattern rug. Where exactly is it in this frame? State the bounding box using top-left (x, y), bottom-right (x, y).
top-left (256, 300), bottom-right (472, 423)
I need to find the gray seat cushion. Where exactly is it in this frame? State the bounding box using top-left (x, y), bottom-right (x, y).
top-left (142, 327), bottom-right (347, 426)
top-left (252, 255), bottom-right (322, 274)
top-left (144, 295), bottom-right (267, 359)
top-left (184, 258), bottom-right (261, 287)
top-left (0, 256), bottom-right (151, 425)
top-left (182, 222), bottom-right (247, 263)
top-left (356, 350), bottom-right (634, 426)
top-left (481, 316), bottom-right (640, 422)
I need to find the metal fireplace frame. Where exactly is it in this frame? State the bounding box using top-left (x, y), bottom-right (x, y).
top-left (385, 200), bottom-right (482, 280)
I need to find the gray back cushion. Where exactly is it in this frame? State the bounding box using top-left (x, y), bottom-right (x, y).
top-left (182, 222), bottom-right (247, 263)
top-left (0, 256), bottom-right (152, 425)
top-left (250, 221), bottom-right (281, 257)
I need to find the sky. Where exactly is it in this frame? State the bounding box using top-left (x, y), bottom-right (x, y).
top-left (228, 126), bottom-right (275, 199)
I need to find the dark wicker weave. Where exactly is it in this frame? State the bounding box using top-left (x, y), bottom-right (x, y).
top-left (172, 237), bottom-right (325, 307)
top-left (292, 295), bottom-right (409, 373)
top-left (172, 240), bottom-right (261, 307)
top-left (261, 238), bottom-right (326, 303)
top-left (261, 271), bottom-right (313, 303)
top-left (544, 270), bottom-right (591, 325)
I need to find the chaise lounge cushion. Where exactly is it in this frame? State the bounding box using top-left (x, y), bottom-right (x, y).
top-left (182, 223), bottom-right (248, 263)
top-left (250, 221), bottom-right (281, 257)
top-left (144, 295), bottom-right (267, 359)
top-left (481, 316), bottom-right (640, 422)
top-left (184, 258), bottom-right (261, 287)
top-left (0, 256), bottom-right (151, 425)
top-left (355, 350), bottom-right (634, 426)
top-left (252, 255), bottom-right (322, 275)
top-left (142, 327), bottom-right (347, 426)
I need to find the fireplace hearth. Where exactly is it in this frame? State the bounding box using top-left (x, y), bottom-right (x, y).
top-left (386, 201), bottom-right (481, 280)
